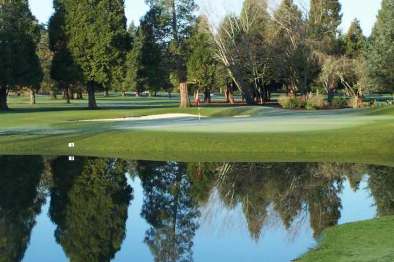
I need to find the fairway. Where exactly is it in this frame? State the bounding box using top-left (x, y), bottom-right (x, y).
top-left (1, 95), bottom-right (394, 165)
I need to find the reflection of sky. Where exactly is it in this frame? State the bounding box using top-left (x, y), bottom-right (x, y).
top-left (339, 175), bottom-right (377, 224)
top-left (24, 173), bottom-right (378, 262)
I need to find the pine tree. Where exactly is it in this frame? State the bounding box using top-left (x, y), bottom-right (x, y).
top-left (0, 0), bottom-right (43, 110)
top-left (48, 0), bottom-right (83, 104)
top-left (308, 0), bottom-right (342, 54)
top-left (366, 0), bottom-right (394, 92)
top-left (145, 0), bottom-right (197, 107)
top-left (62, 0), bottom-right (130, 109)
top-left (187, 16), bottom-right (217, 103)
top-left (123, 8), bottom-right (164, 96)
top-left (271, 0), bottom-right (310, 94)
top-left (344, 19), bottom-right (366, 58)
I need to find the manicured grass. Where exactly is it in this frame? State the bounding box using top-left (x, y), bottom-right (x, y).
top-left (298, 216), bottom-right (394, 262)
top-left (1, 95), bottom-right (393, 164)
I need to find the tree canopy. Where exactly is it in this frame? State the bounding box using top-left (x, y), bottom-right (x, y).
top-left (0, 0), bottom-right (43, 110)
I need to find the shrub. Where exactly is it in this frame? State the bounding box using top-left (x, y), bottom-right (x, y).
top-left (305, 94), bottom-right (325, 110)
top-left (278, 95), bottom-right (291, 109)
top-left (348, 96), bottom-right (363, 108)
top-left (331, 97), bottom-right (348, 109)
top-left (278, 96), bottom-right (304, 109)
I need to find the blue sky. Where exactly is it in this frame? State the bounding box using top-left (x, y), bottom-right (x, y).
top-left (29, 0), bottom-right (381, 36)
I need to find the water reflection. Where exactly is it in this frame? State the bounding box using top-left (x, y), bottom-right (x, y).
top-left (0, 156), bottom-right (46, 262)
top-left (0, 156), bottom-right (393, 262)
top-left (49, 157), bottom-right (133, 262)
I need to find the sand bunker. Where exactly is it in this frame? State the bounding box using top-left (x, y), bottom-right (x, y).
top-left (80, 113), bottom-right (206, 122)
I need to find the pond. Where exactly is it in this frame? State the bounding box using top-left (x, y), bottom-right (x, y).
top-left (1, 156), bottom-right (393, 262)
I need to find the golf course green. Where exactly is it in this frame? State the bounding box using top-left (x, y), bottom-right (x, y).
top-left (1, 95), bottom-right (393, 165)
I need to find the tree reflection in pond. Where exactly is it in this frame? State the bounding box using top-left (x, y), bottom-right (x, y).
top-left (0, 156), bottom-right (45, 262)
top-left (1, 156), bottom-right (394, 262)
top-left (368, 166), bottom-right (394, 217)
top-left (188, 162), bottom-right (393, 240)
top-left (49, 157), bottom-right (133, 262)
top-left (137, 161), bottom-right (200, 262)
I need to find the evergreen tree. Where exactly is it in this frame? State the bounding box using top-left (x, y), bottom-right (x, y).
top-left (344, 19), bottom-right (366, 58)
top-left (48, 0), bottom-right (83, 104)
top-left (187, 16), bottom-right (217, 103)
top-left (271, 0), bottom-right (311, 94)
top-left (37, 26), bottom-right (56, 100)
top-left (366, 0), bottom-right (394, 92)
top-left (0, 0), bottom-right (43, 110)
top-left (123, 8), bottom-right (164, 96)
top-left (308, 0), bottom-right (342, 54)
top-left (62, 0), bottom-right (130, 109)
top-left (145, 0), bottom-right (197, 108)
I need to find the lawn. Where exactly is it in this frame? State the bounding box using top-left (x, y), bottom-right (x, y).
top-left (1, 94), bottom-right (394, 164)
top-left (298, 216), bottom-right (394, 262)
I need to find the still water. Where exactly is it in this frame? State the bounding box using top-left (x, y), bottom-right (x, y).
top-left (1, 156), bottom-right (393, 262)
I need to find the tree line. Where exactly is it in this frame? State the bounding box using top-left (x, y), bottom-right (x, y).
top-left (0, 0), bottom-right (393, 111)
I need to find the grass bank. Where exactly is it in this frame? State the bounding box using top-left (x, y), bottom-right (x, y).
top-left (298, 216), bottom-right (394, 262)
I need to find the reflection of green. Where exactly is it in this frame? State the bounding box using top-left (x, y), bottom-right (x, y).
top-left (138, 161), bottom-right (200, 262)
top-left (0, 156), bottom-right (45, 262)
top-left (49, 157), bottom-right (132, 262)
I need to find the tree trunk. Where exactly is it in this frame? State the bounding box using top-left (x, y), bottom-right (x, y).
top-left (228, 68), bottom-right (255, 105)
top-left (104, 88), bottom-right (109, 97)
top-left (77, 90), bottom-right (83, 100)
top-left (50, 90), bottom-right (57, 100)
top-left (87, 81), bottom-right (97, 109)
top-left (122, 91), bottom-right (126, 97)
top-left (327, 88), bottom-right (335, 104)
top-left (204, 88), bottom-right (211, 103)
top-left (30, 89), bottom-right (36, 105)
top-left (0, 87), bottom-right (8, 111)
top-left (64, 86), bottom-right (71, 104)
top-left (179, 82), bottom-right (190, 108)
top-left (225, 87), bottom-right (235, 104)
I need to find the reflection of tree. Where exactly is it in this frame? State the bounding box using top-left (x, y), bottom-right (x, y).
top-left (0, 156), bottom-right (45, 262)
top-left (137, 161), bottom-right (200, 262)
top-left (368, 166), bottom-right (394, 217)
top-left (49, 157), bottom-right (132, 262)
top-left (216, 162), bottom-right (347, 239)
top-left (186, 162), bottom-right (217, 205)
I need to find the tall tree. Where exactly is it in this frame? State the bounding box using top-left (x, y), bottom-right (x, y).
top-left (187, 16), bottom-right (217, 103)
top-left (146, 0), bottom-right (197, 108)
top-left (344, 19), bottom-right (366, 58)
top-left (0, 0), bottom-right (43, 111)
top-left (308, 0), bottom-right (342, 55)
top-left (123, 8), bottom-right (164, 97)
top-left (63, 0), bottom-right (130, 109)
top-left (271, 0), bottom-right (312, 95)
top-left (48, 0), bottom-right (83, 104)
top-left (215, 0), bottom-right (271, 105)
top-left (366, 0), bottom-right (394, 92)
